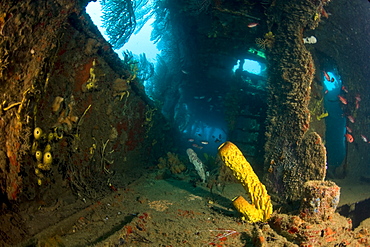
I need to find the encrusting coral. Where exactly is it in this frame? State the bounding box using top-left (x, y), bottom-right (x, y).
top-left (157, 152), bottom-right (186, 174)
top-left (218, 141), bottom-right (273, 223)
top-left (255, 31), bottom-right (275, 50)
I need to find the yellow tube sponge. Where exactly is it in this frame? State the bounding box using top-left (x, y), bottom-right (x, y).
top-left (218, 141), bottom-right (273, 223)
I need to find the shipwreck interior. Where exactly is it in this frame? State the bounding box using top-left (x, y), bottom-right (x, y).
top-left (1, 0), bottom-right (370, 246)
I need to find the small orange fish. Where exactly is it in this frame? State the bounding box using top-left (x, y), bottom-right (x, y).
top-left (345, 133), bottom-right (354, 143)
top-left (347, 115), bottom-right (355, 123)
top-left (355, 101), bottom-right (360, 110)
top-left (321, 7), bottom-right (329, 18)
top-left (323, 71), bottom-right (331, 81)
top-left (247, 22), bottom-right (259, 28)
top-left (346, 126), bottom-right (352, 133)
top-left (341, 86), bottom-right (348, 93)
top-left (338, 95), bottom-right (347, 105)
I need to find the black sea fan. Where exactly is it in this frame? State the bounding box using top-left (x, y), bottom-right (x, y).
top-left (101, 0), bottom-right (154, 49)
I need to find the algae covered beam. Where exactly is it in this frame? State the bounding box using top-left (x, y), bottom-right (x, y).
top-left (263, 0), bottom-right (329, 203)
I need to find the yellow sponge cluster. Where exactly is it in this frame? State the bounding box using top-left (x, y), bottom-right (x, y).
top-left (218, 141), bottom-right (273, 223)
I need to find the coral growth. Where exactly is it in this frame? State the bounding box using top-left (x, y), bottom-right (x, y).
top-left (255, 32), bottom-right (275, 50)
top-left (157, 152), bottom-right (187, 174)
top-left (112, 78), bottom-right (130, 100)
top-left (269, 211), bottom-right (353, 246)
top-left (300, 180), bottom-right (340, 223)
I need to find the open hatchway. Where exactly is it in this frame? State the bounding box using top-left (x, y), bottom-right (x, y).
top-left (1, 0), bottom-right (370, 246)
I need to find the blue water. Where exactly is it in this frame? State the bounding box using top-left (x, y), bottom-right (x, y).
top-left (323, 71), bottom-right (346, 168)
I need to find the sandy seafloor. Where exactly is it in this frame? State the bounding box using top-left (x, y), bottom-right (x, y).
top-left (12, 171), bottom-right (370, 247)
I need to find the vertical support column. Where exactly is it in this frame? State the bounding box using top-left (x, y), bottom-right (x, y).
top-left (264, 0), bottom-right (329, 202)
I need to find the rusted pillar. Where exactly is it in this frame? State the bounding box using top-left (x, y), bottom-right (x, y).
top-left (264, 0), bottom-right (330, 202)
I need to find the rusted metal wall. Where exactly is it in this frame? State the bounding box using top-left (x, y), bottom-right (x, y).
top-left (0, 0), bottom-right (161, 205)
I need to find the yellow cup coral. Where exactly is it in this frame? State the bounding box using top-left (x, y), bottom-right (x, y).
top-left (43, 152), bottom-right (53, 167)
top-left (218, 141), bottom-right (273, 223)
top-left (35, 150), bottom-right (43, 162)
top-left (34, 127), bottom-right (43, 140)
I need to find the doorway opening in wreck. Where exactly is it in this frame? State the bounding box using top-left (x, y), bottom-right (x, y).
top-left (322, 67), bottom-right (346, 175)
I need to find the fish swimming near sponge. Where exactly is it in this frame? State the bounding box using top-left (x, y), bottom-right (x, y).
top-left (316, 112), bottom-right (329, 121)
